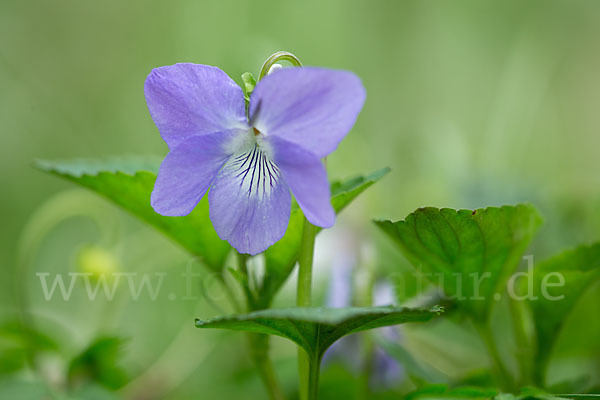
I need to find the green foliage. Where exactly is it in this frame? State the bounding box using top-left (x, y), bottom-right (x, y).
top-left (405, 385), bottom-right (572, 400)
top-left (0, 379), bottom-right (52, 399)
top-left (260, 167), bottom-right (390, 307)
top-left (377, 205), bottom-right (600, 393)
top-left (0, 321), bottom-right (58, 374)
top-left (34, 157), bottom-right (600, 397)
top-left (67, 337), bottom-right (128, 391)
top-left (526, 243), bottom-right (600, 383)
top-left (35, 158), bottom-right (388, 290)
top-left (374, 205), bottom-right (542, 317)
top-left (405, 384), bottom-right (498, 400)
top-left (34, 157), bottom-right (231, 271)
top-left (0, 378), bottom-right (120, 400)
top-left (196, 306), bottom-right (440, 359)
top-left (376, 337), bottom-right (446, 383)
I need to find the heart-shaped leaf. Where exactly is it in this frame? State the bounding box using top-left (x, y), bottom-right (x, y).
top-left (526, 243), bottom-right (600, 384)
top-left (195, 305), bottom-right (440, 360)
top-left (260, 167), bottom-right (390, 306)
top-left (36, 159), bottom-right (389, 287)
top-left (375, 205), bottom-right (542, 318)
top-left (34, 157), bottom-right (231, 271)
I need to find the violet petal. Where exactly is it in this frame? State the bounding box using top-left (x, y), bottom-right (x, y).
top-left (250, 67), bottom-right (365, 158)
top-left (269, 136), bottom-right (335, 228)
top-left (145, 63), bottom-right (247, 149)
top-left (208, 141), bottom-right (292, 255)
top-left (151, 130), bottom-right (243, 216)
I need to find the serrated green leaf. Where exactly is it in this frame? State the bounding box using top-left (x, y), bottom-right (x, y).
top-left (375, 205), bottom-right (542, 318)
top-left (526, 243), bottom-right (600, 383)
top-left (196, 305), bottom-right (437, 359)
top-left (34, 157), bottom-right (231, 271)
top-left (260, 167), bottom-right (390, 306)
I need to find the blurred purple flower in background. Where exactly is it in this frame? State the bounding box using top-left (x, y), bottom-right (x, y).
top-left (144, 64), bottom-right (365, 255)
top-left (321, 236), bottom-right (405, 389)
top-left (322, 234), bottom-right (362, 371)
top-left (370, 281), bottom-right (405, 390)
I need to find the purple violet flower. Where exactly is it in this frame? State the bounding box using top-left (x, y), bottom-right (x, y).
top-left (144, 63), bottom-right (365, 255)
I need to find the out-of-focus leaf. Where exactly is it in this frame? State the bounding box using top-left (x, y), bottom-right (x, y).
top-left (67, 336), bottom-right (128, 391)
top-left (64, 383), bottom-right (122, 400)
top-left (405, 385), bottom-right (572, 400)
top-left (516, 387), bottom-right (572, 400)
top-left (196, 305), bottom-right (438, 359)
top-left (375, 205), bottom-right (542, 318)
top-left (405, 384), bottom-right (498, 400)
top-left (0, 378), bottom-right (52, 399)
top-left (547, 377), bottom-right (594, 398)
top-left (0, 321), bottom-right (58, 374)
top-left (260, 168), bottom-right (390, 306)
top-left (34, 157), bottom-right (231, 271)
top-left (376, 338), bottom-right (446, 383)
top-left (526, 243), bottom-right (600, 384)
top-left (0, 378), bottom-right (120, 400)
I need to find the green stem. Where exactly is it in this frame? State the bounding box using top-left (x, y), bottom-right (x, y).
top-left (297, 218), bottom-right (317, 400)
top-left (236, 252), bottom-right (286, 400)
top-left (215, 273), bottom-right (242, 313)
top-left (307, 353), bottom-right (321, 400)
top-left (509, 298), bottom-right (532, 386)
top-left (258, 51), bottom-right (303, 80)
top-left (475, 320), bottom-right (514, 391)
top-left (236, 251), bottom-right (257, 310)
top-left (357, 336), bottom-right (375, 400)
top-left (357, 255), bottom-right (376, 400)
top-left (256, 50), bottom-right (306, 400)
top-left (247, 333), bottom-right (286, 400)
top-left (237, 252), bottom-right (250, 279)
top-left (534, 353), bottom-right (549, 388)
top-left (297, 219), bottom-right (317, 307)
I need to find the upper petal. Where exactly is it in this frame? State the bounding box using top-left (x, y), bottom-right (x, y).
top-left (268, 136), bottom-right (335, 228)
top-left (151, 129), bottom-right (243, 216)
top-left (249, 67), bottom-right (365, 158)
top-left (209, 143), bottom-right (291, 255)
top-left (145, 64), bottom-right (247, 149)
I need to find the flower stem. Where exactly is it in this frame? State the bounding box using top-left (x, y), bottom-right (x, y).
top-left (475, 320), bottom-right (514, 391)
top-left (238, 252), bottom-right (287, 400)
top-left (297, 218), bottom-right (318, 400)
top-left (257, 50), bottom-right (307, 399)
top-left (307, 353), bottom-right (321, 400)
top-left (215, 273), bottom-right (241, 313)
top-left (247, 333), bottom-right (286, 400)
top-left (258, 51), bottom-right (302, 80)
top-left (237, 251), bottom-right (250, 279)
top-left (297, 219), bottom-right (317, 307)
top-left (509, 298), bottom-right (533, 386)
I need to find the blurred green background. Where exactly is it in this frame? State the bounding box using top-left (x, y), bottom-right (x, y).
top-left (1, 0), bottom-right (599, 398)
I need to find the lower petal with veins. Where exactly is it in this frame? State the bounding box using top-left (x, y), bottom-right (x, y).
top-left (208, 144), bottom-right (291, 255)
